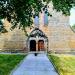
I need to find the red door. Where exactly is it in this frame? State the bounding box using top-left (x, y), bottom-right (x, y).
top-left (38, 40), bottom-right (44, 51)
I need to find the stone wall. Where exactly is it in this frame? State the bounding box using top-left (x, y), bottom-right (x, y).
top-left (0, 20), bottom-right (28, 52)
top-left (0, 2), bottom-right (75, 53)
top-left (38, 3), bottom-right (75, 52)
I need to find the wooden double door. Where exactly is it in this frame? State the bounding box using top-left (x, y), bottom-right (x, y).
top-left (30, 40), bottom-right (44, 51)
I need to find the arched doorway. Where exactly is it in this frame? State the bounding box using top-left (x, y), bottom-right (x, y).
top-left (30, 40), bottom-right (36, 51)
top-left (27, 28), bottom-right (48, 53)
top-left (38, 40), bottom-right (44, 51)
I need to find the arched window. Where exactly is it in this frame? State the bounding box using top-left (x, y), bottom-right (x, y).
top-left (34, 16), bottom-right (39, 26)
top-left (44, 13), bottom-right (48, 25)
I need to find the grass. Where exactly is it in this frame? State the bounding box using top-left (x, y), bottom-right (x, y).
top-left (48, 54), bottom-right (75, 75)
top-left (0, 54), bottom-right (26, 75)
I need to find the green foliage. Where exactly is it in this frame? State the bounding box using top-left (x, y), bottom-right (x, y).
top-left (0, 20), bottom-right (8, 33)
top-left (0, 0), bottom-right (44, 31)
top-left (51, 0), bottom-right (75, 15)
top-left (72, 24), bottom-right (75, 29)
top-left (70, 24), bottom-right (75, 32)
top-left (0, 0), bottom-right (75, 33)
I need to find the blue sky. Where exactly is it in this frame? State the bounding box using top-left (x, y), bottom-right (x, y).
top-left (70, 7), bottom-right (75, 26)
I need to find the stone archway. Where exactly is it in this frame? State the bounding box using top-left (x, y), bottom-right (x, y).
top-left (27, 28), bottom-right (48, 53)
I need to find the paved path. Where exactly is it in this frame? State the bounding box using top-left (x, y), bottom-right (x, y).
top-left (11, 54), bottom-right (58, 75)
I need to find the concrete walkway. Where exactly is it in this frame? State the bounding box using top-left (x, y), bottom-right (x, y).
top-left (11, 54), bottom-right (58, 75)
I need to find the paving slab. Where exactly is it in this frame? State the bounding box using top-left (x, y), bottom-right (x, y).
top-left (11, 54), bottom-right (58, 75)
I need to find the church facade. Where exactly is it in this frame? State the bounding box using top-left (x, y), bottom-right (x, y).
top-left (0, 3), bottom-right (75, 53)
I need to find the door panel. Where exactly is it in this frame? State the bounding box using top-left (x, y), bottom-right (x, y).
top-left (38, 40), bottom-right (44, 51)
top-left (30, 40), bottom-right (36, 51)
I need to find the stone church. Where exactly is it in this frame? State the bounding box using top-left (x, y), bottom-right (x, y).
top-left (0, 3), bottom-right (75, 53)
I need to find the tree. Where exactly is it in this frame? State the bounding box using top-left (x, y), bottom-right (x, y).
top-left (0, 0), bottom-right (75, 34)
top-left (71, 24), bottom-right (75, 32)
top-left (0, 20), bottom-right (8, 33)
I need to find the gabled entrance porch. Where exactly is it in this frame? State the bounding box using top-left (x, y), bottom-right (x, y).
top-left (27, 28), bottom-right (48, 53)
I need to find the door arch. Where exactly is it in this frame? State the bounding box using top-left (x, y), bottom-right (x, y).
top-left (38, 40), bottom-right (44, 51)
top-left (27, 28), bottom-right (48, 53)
top-left (30, 40), bottom-right (36, 51)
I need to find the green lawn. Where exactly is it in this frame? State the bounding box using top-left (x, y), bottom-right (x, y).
top-left (0, 54), bottom-right (26, 75)
top-left (48, 54), bottom-right (75, 75)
